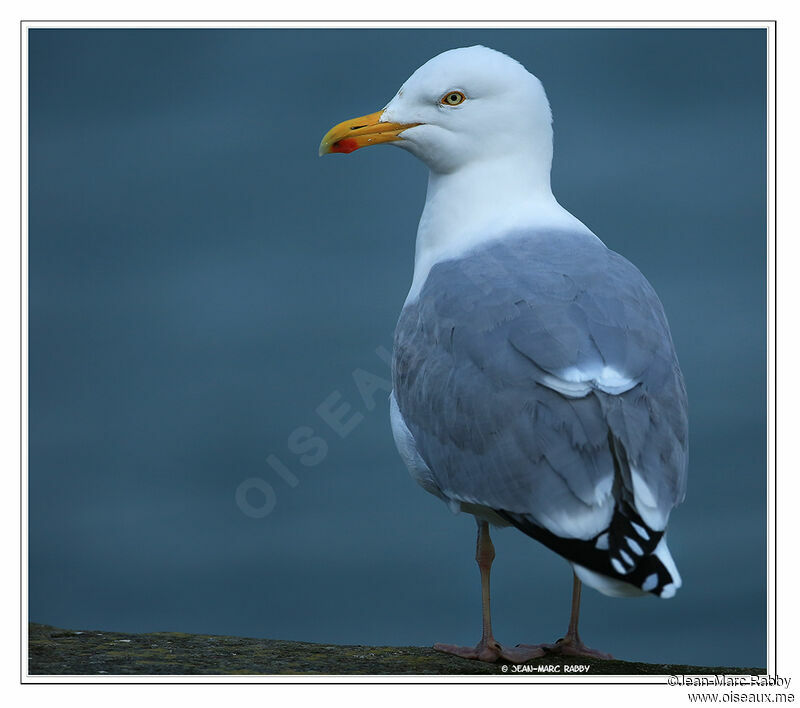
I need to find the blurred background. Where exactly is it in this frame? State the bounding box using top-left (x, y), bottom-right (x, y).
top-left (28, 28), bottom-right (767, 668)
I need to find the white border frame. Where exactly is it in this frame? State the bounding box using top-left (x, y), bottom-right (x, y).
top-left (18, 19), bottom-right (777, 688)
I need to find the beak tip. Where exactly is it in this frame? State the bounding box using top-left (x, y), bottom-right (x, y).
top-left (320, 109), bottom-right (411, 159)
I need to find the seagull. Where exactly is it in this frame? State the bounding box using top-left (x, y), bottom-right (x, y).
top-left (319, 46), bottom-right (688, 663)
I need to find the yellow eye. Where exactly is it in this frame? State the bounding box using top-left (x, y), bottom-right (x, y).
top-left (441, 91), bottom-right (466, 106)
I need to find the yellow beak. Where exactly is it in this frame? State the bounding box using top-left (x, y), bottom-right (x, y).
top-left (318, 110), bottom-right (420, 156)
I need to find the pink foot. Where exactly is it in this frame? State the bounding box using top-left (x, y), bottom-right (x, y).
top-left (434, 639), bottom-right (548, 664)
top-left (516, 637), bottom-right (613, 660)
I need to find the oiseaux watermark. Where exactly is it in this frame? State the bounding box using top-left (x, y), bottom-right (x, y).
top-left (235, 344), bottom-right (393, 518)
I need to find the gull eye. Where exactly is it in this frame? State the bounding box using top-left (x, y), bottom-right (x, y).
top-left (441, 90), bottom-right (466, 106)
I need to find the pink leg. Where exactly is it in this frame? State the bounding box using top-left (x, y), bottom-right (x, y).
top-left (434, 521), bottom-right (547, 663)
top-left (517, 573), bottom-right (613, 659)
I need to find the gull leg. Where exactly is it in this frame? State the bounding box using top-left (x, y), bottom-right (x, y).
top-left (434, 521), bottom-right (546, 663)
top-left (550, 573), bottom-right (614, 658)
top-left (517, 572), bottom-right (613, 660)
top-left (564, 571), bottom-right (585, 645)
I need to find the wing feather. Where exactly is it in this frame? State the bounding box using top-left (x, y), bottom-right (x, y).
top-left (392, 228), bottom-right (688, 541)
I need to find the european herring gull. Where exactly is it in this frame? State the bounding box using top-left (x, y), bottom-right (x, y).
top-left (319, 45), bottom-right (687, 663)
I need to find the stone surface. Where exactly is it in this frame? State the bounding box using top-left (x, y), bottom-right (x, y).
top-left (28, 623), bottom-right (766, 676)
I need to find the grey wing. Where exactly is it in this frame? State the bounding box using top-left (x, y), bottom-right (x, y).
top-left (392, 230), bottom-right (688, 544)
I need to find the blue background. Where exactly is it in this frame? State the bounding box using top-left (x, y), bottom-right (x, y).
top-left (28, 28), bottom-right (767, 668)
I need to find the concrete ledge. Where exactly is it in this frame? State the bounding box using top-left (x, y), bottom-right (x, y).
top-left (28, 623), bottom-right (766, 676)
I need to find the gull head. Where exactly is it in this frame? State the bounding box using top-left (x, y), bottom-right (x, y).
top-left (319, 46), bottom-right (553, 174)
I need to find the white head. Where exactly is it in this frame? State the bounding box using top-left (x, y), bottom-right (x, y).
top-left (320, 46), bottom-right (587, 302)
top-left (382, 46), bottom-right (553, 176)
top-left (320, 46), bottom-right (554, 183)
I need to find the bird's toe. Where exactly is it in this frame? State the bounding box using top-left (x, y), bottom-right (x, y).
top-left (434, 639), bottom-right (503, 663)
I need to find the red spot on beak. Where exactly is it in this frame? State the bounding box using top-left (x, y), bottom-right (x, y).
top-left (331, 138), bottom-right (360, 154)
